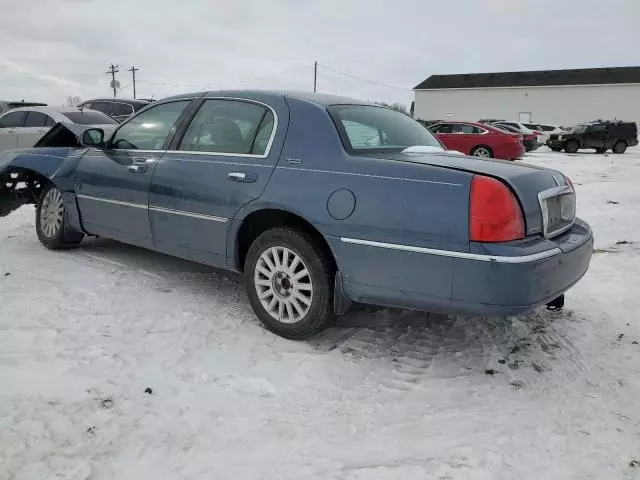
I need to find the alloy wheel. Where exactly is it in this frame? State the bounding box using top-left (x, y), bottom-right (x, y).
top-left (39, 188), bottom-right (64, 238)
top-left (254, 246), bottom-right (313, 324)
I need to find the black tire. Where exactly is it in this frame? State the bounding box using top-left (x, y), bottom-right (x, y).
top-left (564, 140), bottom-right (579, 154)
top-left (244, 227), bottom-right (336, 340)
top-left (612, 141), bottom-right (627, 154)
top-left (595, 147), bottom-right (607, 154)
top-left (470, 145), bottom-right (493, 158)
top-left (36, 184), bottom-right (84, 249)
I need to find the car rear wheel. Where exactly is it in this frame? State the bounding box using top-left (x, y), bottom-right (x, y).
top-left (595, 147), bottom-right (607, 154)
top-left (564, 140), bottom-right (579, 153)
top-left (612, 141), bottom-right (627, 154)
top-left (244, 227), bottom-right (336, 340)
top-left (471, 146), bottom-right (493, 158)
top-left (36, 184), bottom-right (84, 249)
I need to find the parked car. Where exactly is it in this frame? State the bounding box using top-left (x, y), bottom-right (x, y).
top-left (0, 100), bottom-right (48, 116)
top-left (0, 91), bottom-right (593, 339)
top-left (0, 106), bottom-right (118, 152)
top-left (547, 121), bottom-right (638, 154)
top-left (491, 122), bottom-right (542, 151)
top-left (78, 98), bottom-right (152, 123)
top-left (522, 123), bottom-right (551, 144)
top-left (491, 123), bottom-right (536, 152)
top-left (538, 124), bottom-right (568, 135)
top-left (429, 121), bottom-right (524, 160)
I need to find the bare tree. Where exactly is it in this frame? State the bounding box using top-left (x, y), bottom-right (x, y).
top-left (376, 101), bottom-right (409, 115)
top-left (66, 95), bottom-right (82, 107)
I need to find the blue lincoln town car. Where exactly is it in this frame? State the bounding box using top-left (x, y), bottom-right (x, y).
top-left (0, 91), bottom-right (593, 339)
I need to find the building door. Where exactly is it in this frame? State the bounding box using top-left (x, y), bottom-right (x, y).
top-left (518, 112), bottom-right (532, 123)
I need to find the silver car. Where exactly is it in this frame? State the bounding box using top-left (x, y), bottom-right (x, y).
top-left (0, 106), bottom-right (117, 152)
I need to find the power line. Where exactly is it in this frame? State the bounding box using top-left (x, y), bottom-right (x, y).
top-left (128, 66), bottom-right (139, 99)
top-left (105, 64), bottom-right (119, 97)
top-left (318, 64), bottom-right (410, 91)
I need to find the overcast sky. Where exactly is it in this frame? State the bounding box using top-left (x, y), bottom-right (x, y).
top-left (1, 0), bottom-right (639, 107)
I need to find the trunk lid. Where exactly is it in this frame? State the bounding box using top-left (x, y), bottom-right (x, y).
top-left (372, 151), bottom-right (574, 237)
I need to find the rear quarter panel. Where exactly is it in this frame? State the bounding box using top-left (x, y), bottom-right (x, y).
top-left (235, 97), bottom-right (474, 296)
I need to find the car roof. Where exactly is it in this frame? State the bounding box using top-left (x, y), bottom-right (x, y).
top-left (159, 90), bottom-right (375, 107)
top-left (8, 105), bottom-right (87, 114)
top-left (81, 98), bottom-right (151, 103)
top-left (435, 120), bottom-right (487, 127)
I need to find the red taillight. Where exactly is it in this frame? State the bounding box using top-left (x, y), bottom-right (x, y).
top-left (565, 176), bottom-right (574, 190)
top-left (469, 175), bottom-right (525, 242)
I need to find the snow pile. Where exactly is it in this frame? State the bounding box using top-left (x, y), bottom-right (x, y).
top-left (1, 148), bottom-right (639, 479)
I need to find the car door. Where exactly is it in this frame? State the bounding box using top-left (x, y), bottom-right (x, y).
top-left (431, 123), bottom-right (459, 151)
top-left (0, 110), bottom-right (26, 152)
top-left (73, 99), bottom-right (192, 248)
top-left (450, 123), bottom-right (478, 154)
top-left (583, 124), bottom-right (606, 148)
top-left (17, 111), bottom-right (54, 148)
top-left (149, 97), bottom-right (285, 267)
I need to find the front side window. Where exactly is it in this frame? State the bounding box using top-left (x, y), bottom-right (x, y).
top-left (179, 99), bottom-right (275, 155)
top-left (589, 124), bottom-right (607, 133)
top-left (0, 111), bottom-right (26, 128)
top-left (329, 105), bottom-right (441, 153)
top-left (88, 102), bottom-right (108, 113)
top-left (110, 100), bottom-right (189, 150)
top-left (452, 123), bottom-right (481, 134)
top-left (431, 123), bottom-right (453, 134)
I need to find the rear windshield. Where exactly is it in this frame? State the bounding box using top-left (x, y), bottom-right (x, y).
top-left (62, 110), bottom-right (118, 125)
top-left (329, 105), bottom-right (441, 153)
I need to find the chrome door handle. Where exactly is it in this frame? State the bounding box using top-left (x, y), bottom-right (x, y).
top-left (228, 172), bottom-right (257, 183)
top-left (127, 164), bottom-right (148, 173)
top-left (132, 156), bottom-right (156, 164)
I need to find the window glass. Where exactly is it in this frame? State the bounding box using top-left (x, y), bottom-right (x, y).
top-left (179, 100), bottom-right (272, 154)
top-left (88, 102), bottom-right (108, 113)
top-left (589, 124), bottom-right (607, 132)
top-left (329, 105), bottom-right (441, 152)
top-left (111, 100), bottom-right (189, 150)
top-left (23, 111), bottom-right (48, 127)
top-left (540, 125), bottom-right (555, 132)
top-left (0, 111), bottom-right (26, 128)
top-left (452, 123), bottom-right (481, 134)
top-left (110, 102), bottom-right (134, 117)
top-left (431, 123), bottom-right (453, 134)
top-left (251, 110), bottom-right (275, 155)
top-left (62, 111), bottom-right (118, 125)
top-left (43, 115), bottom-right (56, 127)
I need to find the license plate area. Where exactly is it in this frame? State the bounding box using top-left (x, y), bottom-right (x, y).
top-left (538, 185), bottom-right (575, 238)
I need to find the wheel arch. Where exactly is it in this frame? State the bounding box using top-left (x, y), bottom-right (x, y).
top-left (230, 204), bottom-right (337, 273)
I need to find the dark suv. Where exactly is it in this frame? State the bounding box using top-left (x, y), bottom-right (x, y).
top-left (547, 121), bottom-right (638, 154)
top-left (77, 98), bottom-right (152, 123)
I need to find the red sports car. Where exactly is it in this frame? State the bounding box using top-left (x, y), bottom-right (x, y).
top-left (429, 121), bottom-right (525, 160)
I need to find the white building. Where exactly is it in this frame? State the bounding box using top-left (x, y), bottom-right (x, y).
top-left (412, 67), bottom-right (640, 127)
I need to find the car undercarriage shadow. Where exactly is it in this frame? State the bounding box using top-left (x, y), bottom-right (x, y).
top-left (73, 237), bottom-right (583, 385)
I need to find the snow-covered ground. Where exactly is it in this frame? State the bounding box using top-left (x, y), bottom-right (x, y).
top-left (1, 148), bottom-right (640, 480)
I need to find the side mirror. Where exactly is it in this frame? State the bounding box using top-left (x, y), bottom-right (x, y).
top-left (82, 128), bottom-right (104, 147)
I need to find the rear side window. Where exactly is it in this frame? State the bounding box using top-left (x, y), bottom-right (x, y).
top-left (62, 111), bottom-right (118, 125)
top-left (179, 99), bottom-right (275, 155)
top-left (431, 123), bottom-right (453, 133)
top-left (540, 125), bottom-right (556, 132)
top-left (88, 102), bottom-right (108, 113)
top-left (109, 102), bottom-right (134, 117)
top-left (452, 124), bottom-right (482, 134)
top-left (23, 111), bottom-right (48, 127)
top-left (0, 111), bottom-right (26, 128)
top-left (329, 105), bottom-right (441, 153)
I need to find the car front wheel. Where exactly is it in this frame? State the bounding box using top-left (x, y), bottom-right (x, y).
top-left (244, 227), bottom-right (336, 340)
top-left (36, 184), bottom-right (84, 249)
top-left (564, 140), bottom-right (579, 153)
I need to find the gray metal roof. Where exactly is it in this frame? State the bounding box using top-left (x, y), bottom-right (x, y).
top-left (414, 66), bottom-right (640, 90)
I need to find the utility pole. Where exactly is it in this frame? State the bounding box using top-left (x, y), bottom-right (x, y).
top-left (128, 66), bottom-right (139, 99)
top-left (313, 61), bottom-right (317, 93)
top-left (106, 64), bottom-right (119, 98)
